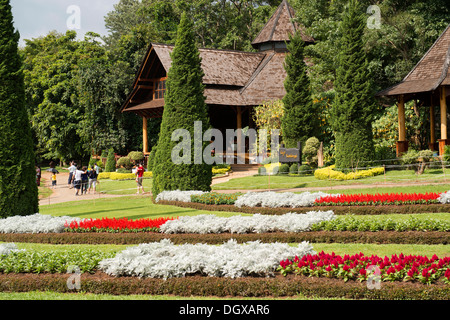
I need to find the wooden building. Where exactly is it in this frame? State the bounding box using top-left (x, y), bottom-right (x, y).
top-left (376, 24), bottom-right (450, 157)
top-left (120, 0), bottom-right (313, 157)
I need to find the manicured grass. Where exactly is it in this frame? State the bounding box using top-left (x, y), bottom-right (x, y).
top-left (96, 179), bottom-right (152, 195)
top-left (38, 179), bottom-right (53, 199)
top-left (39, 196), bottom-right (249, 220)
top-left (212, 168), bottom-right (450, 190)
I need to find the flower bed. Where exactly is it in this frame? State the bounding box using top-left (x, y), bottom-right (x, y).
top-left (314, 165), bottom-right (385, 180)
top-left (191, 192), bottom-right (243, 205)
top-left (278, 251), bottom-right (450, 285)
top-left (0, 214), bottom-right (82, 234)
top-left (159, 211), bottom-right (336, 234)
top-left (65, 217), bottom-right (177, 233)
top-left (315, 192), bottom-right (441, 206)
top-left (98, 239), bottom-right (315, 279)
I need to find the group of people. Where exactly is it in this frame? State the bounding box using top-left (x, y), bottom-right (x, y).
top-left (68, 161), bottom-right (100, 196)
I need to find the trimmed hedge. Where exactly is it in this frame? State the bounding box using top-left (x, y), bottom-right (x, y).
top-left (314, 165), bottom-right (385, 180)
top-left (156, 200), bottom-right (450, 215)
top-left (0, 272), bottom-right (448, 299)
top-left (0, 231), bottom-right (447, 245)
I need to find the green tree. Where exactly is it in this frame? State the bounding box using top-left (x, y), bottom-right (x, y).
top-left (105, 148), bottom-right (116, 172)
top-left (282, 30), bottom-right (319, 148)
top-left (0, 0), bottom-right (38, 217)
top-left (152, 12), bottom-right (212, 197)
top-left (330, 0), bottom-right (376, 170)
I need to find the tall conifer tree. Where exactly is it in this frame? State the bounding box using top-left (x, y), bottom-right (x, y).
top-left (0, 0), bottom-right (38, 217)
top-left (282, 30), bottom-right (318, 148)
top-left (330, 0), bottom-right (375, 170)
top-left (152, 12), bottom-right (212, 197)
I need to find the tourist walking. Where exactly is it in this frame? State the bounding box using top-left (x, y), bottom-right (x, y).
top-left (87, 166), bottom-right (98, 194)
top-left (135, 162), bottom-right (145, 194)
top-left (68, 161), bottom-right (77, 188)
top-left (81, 166), bottom-right (89, 195)
top-left (72, 165), bottom-right (84, 196)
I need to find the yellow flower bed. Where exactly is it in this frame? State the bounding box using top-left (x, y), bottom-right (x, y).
top-left (314, 165), bottom-right (385, 180)
top-left (98, 172), bottom-right (153, 180)
top-left (212, 168), bottom-right (231, 175)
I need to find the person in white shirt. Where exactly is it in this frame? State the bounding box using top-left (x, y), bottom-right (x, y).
top-left (71, 166), bottom-right (85, 196)
top-left (68, 162), bottom-right (77, 187)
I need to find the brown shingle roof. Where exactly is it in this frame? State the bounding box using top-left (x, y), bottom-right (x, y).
top-left (252, 0), bottom-right (313, 47)
top-left (153, 44), bottom-right (266, 87)
top-left (377, 24), bottom-right (450, 97)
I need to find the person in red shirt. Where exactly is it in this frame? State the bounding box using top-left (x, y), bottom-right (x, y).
top-left (135, 162), bottom-right (146, 194)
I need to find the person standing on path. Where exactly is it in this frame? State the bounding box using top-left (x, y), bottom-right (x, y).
top-left (135, 162), bottom-right (145, 194)
top-left (81, 166), bottom-right (89, 195)
top-left (87, 166), bottom-right (98, 194)
top-left (72, 165), bottom-right (84, 196)
top-left (68, 162), bottom-right (77, 188)
top-left (35, 165), bottom-right (41, 186)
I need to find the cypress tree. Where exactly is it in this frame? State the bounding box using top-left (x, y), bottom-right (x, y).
top-left (0, 0), bottom-right (38, 217)
top-left (105, 148), bottom-right (116, 172)
top-left (282, 30), bottom-right (318, 148)
top-left (330, 0), bottom-right (375, 170)
top-left (152, 12), bottom-right (212, 198)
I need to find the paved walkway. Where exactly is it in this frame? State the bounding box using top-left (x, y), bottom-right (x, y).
top-left (39, 171), bottom-right (134, 206)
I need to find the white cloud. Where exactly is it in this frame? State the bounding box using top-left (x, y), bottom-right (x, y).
top-left (10, 0), bottom-right (120, 46)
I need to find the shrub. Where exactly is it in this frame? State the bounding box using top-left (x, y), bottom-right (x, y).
top-left (303, 137), bottom-right (320, 167)
top-left (279, 164), bottom-right (290, 175)
top-left (147, 146), bottom-right (157, 171)
top-left (116, 157), bottom-right (132, 170)
top-left (258, 166), bottom-right (267, 175)
top-left (116, 168), bottom-right (131, 174)
top-left (105, 149), bottom-right (116, 173)
top-left (128, 151), bottom-right (144, 162)
top-left (314, 165), bottom-right (384, 180)
top-left (289, 163), bottom-right (299, 174)
top-left (298, 164), bottom-right (313, 176)
top-left (401, 149), bottom-right (435, 175)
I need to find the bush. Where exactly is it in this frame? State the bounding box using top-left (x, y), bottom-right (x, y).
top-left (116, 168), bottom-right (131, 174)
top-left (147, 146), bottom-right (157, 171)
top-left (279, 164), bottom-right (290, 175)
top-left (128, 151), bottom-right (144, 162)
top-left (298, 164), bottom-right (313, 176)
top-left (116, 157), bottom-right (132, 170)
top-left (314, 165), bottom-right (384, 180)
top-left (401, 149), bottom-right (435, 175)
top-left (258, 166), bottom-right (267, 175)
top-left (303, 137), bottom-right (320, 167)
top-left (289, 163), bottom-right (298, 174)
top-left (105, 149), bottom-right (116, 173)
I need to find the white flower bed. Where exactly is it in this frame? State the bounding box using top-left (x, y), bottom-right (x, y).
top-left (438, 191), bottom-right (450, 204)
top-left (160, 211), bottom-right (336, 234)
top-left (155, 190), bottom-right (206, 203)
top-left (0, 243), bottom-right (23, 256)
top-left (234, 191), bottom-right (338, 208)
top-left (0, 214), bottom-right (81, 234)
top-left (99, 239), bottom-right (315, 279)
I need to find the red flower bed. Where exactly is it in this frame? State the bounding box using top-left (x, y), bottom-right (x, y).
top-left (279, 251), bottom-right (450, 285)
top-left (314, 192), bottom-right (441, 206)
top-left (65, 217), bottom-right (177, 233)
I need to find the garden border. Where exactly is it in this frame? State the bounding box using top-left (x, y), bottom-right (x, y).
top-left (0, 230), bottom-right (448, 245)
top-left (156, 200), bottom-right (450, 215)
top-left (0, 272), bottom-right (448, 300)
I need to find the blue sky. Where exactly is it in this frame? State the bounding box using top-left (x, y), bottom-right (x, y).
top-left (10, 0), bottom-right (121, 46)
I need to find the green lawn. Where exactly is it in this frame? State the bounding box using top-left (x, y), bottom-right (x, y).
top-left (96, 178), bottom-right (152, 195)
top-left (212, 168), bottom-right (450, 191)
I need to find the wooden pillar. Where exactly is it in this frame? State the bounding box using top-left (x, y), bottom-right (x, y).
top-left (439, 86), bottom-right (448, 157)
top-left (396, 95), bottom-right (408, 156)
top-left (429, 96), bottom-right (436, 151)
top-left (236, 106), bottom-right (243, 163)
top-left (143, 116), bottom-right (148, 154)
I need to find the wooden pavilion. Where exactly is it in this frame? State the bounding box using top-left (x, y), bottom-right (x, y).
top-left (376, 24), bottom-right (450, 157)
top-left (120, 0), bottom-right (313, 158)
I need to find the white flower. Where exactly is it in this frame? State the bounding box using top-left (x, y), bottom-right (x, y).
top-left (234, 191), bottom-right (339, 208)
top-left (99, 239), bottom-right (315, 279)
top-left (0, 214), bottom-right (82, 234)
top-left (160, 211), bottom-right (336, 234)
top-left (0, 243), bottom-right (24, 255)
top-left (155, 190), bottom-right (206, 203)
top-left (438, 191), bottom-right (450, 204)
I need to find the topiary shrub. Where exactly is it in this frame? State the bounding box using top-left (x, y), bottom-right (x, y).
top-left (303, 137), bottom-right (320, 168)
top-left (289, 163), bottom-right (299, 175)
top-left (298, 164), bottom-right (313, 176)
top-left (147, 146), bottom-right (157, 171)
top-left (117, 157), bottom-right (132, 170)
top-left (279, 164), bottom-right (290, 175)
top-left (105, 149), bottom-right (116, 173)
top-left (128, 151), bottom-right (144, 163)
top-left (258, 166), bottom-right (267, 175)
top-left (401, 149), bottom-right (435, 175)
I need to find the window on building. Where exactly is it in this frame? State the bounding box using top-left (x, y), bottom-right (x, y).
top-left (154, 79), bottom-right (166, 100)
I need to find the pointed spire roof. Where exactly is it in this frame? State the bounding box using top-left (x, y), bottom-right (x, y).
top-left (252, 0), bottom-right (313, 49)
top-left (377, 24), bottom-right (450, 97)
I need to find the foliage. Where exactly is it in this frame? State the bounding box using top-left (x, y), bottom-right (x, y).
top-left (289, 163), bottom-right (299, 174)
top-left (279, 164), bottom-right (290, 175)
top-left (330, 0), bottom-right (376, 170)
top-left (152, 13), bottom-right (212, 197)
top-left (0, 0), bottom-right (39, 217)
top-left (127, 151), bottom-right (144, 162)
top-left (314, 165), bottom-right (385, 181)
top-left (282, 30), bottom-right (319, 148)
top-left (401, 149), bottom-right (435, 174)
top-left (105, 149), bottom-right (116, 173)
top-left (298, 164), bottom-right (313, 176)
top-left (303, 137), bottom-right (320, 167)
top-left (190, 192), bottom-right (243, 205)
top-left (116, 157), bottom-right (132, 169)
